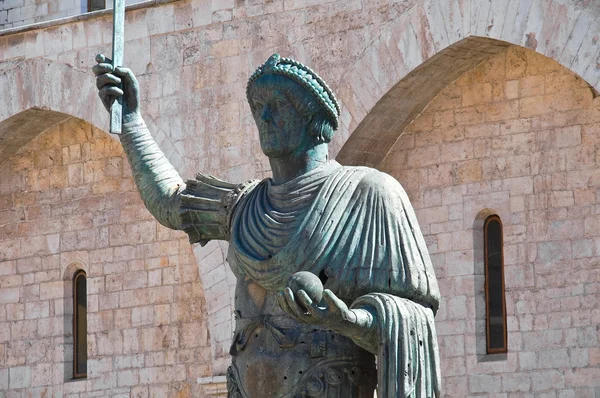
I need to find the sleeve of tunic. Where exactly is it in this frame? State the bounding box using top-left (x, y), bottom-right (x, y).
top-left (180, 175), bottom-right (259, 246)
top-left (119, 117), bottom-right (258, 246)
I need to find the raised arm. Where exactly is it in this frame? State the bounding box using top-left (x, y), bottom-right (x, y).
top-left (93, 54), bottom-right (184, 230)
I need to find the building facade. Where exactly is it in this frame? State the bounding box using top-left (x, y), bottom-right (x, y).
top-left (0, 0), bottom-right (599, 396)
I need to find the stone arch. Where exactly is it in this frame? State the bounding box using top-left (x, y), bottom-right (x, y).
top-left (0, 108), bottom-right (73, 165)
top-left (62, 259), bottom-right (89, 281)
top-left (0, 59), bottom-right (183, 170)
top-left (332, 0), bottom-right (600, 167)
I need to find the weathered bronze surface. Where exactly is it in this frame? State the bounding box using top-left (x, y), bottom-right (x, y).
top-left (94, 53), bottom-right (442, 397)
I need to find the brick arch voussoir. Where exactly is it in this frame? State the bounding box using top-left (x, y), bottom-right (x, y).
top-left (333, 0), bottom-right (600, 168)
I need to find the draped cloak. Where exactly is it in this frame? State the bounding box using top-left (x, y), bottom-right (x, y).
top-left (180, 161), bottom-right (442, 398)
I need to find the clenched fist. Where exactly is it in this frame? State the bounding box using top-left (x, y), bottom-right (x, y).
top-left (92, 54), bottom-right (141, 124)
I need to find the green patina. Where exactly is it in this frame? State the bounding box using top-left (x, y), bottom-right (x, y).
top-left (94, 52), bottom-right (442, 398)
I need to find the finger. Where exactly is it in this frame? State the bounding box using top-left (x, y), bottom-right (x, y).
top-left (296, 290), bottom-right (313, 308)
top-left (96, 73), bottom-right (122, 90)
top-left (92, 63), bottom-right (114, 76)
top-left (95, 54), bottom-right (113, 64)
top-left (285, 288), bottom-right (310, 320)
top-left (113, 67), bottom-right (139, 93)
top-left (113, 66), bottom-right (135, 79)
top-left (297, 290), bottom-right (325, 320)
top-left (322, 289), bottom-right (346, 313)
top-left (277, 291), bottom-right (297, 318)
top-left (99, 85), bottom-right (124, 98)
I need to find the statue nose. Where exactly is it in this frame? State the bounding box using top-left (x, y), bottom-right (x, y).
top-left (261, 105), bottom-right (272, 123)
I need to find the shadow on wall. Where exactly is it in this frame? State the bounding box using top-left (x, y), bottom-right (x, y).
top-left (0, 108), bottom-right (72, 168)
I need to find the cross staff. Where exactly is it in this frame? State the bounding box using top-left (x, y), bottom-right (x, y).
top-left (110, 0), bottom-right (125, 134)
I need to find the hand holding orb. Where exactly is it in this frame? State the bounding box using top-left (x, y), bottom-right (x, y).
top-left (287, 271), bottom-right (324, 310)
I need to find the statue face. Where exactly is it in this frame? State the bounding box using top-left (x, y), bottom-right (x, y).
top-left (249, 76), bottom-right (312, 159)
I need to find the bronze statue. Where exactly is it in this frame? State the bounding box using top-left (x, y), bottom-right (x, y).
top-left (93, 53), bottom-right (441, 398)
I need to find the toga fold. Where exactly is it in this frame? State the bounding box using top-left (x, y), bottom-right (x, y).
top-left (180, 160), bottom-right (441, 397)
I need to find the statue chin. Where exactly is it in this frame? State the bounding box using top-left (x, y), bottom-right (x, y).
top-left (259, 143), bottom-right (296, 159)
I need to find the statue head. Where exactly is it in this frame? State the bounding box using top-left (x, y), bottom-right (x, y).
top-left (246, 54), bottom-right (340, 158)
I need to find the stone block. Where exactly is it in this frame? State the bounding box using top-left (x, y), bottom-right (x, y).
top-left (9, 366), bottom-right (30, 389)
top-left (7, 7), bottom-right (21, 23)
top-left (538, 348), bottom-right (571, 369)
top-left (39, 281), bottom-right (63, 300)
top-left (438, 334), bottom-right (465, 357)
top-left (0, 367), bottom-right (7, 391)
top-left (132, 305), bottom-right (154, 327)
top-left (147, 4), bottom-right (174, 35)
top-left (96, 330), bottom-right (124, 356)
top-left (192, 0), bottom-right (212, 27)
top-left (31, 363), bottom-right (52, 387)
top-left (469, 374), bottom-right (502, 394)
top-left (0, 287), bottom-right (19, 303)
top-left (24, 301), bottom-right (49, 319)
top-left (502, 372), bottom-right (531, 392)
top-left (523, 330), bottom-right (564, 351)
top-left (117, 369), bottom-right (140, 387)
top-left (123, 328), bottom-right (140, 354)
top-left (37, 316), bottom-right (62, 337)
top-left (463, 83), bottom-right (493, 106)
top-left (141, 326), bottom-right (179, 351)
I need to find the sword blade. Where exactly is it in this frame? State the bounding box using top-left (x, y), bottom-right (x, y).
top-left (110, 0), bottom-right (125, 134)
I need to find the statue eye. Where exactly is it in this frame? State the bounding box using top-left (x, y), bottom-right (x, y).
top-left (254, 101), bottom-right (264, 110)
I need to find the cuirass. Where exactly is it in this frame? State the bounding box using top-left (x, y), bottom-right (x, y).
top-left (227, 320), bottom-right (376, 398)
top-left (227, 284), bottom-right (376, 398)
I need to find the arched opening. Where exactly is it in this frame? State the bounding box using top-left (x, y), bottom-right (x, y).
top-left (73, 269), bottom-right (87, 378)
top-left (343, 36), bottom-right (600, 392)
top-left (484, 215), bottom-right (507, 354)
top-left (62, 261), bottom-right (89, 381)
top-left (335, 37), bottom-right (598, 169)
top-left (0, 109), bottom-right (210, 392)
top-left (336, 37), bottom-right (512, 167)
top-left (0, 108), bottom-right (72, 167)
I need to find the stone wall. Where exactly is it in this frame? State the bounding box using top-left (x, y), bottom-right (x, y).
top-left (0, 117), bottom-right (212, 396)
top-left (0, 0), bottom-right (147, 31)
top-left (0, 0), bottom-right (85, 30)
top-left (1, 0), bottom-right (600, 395)
top-left (380, 46), bottom-right (600, 397)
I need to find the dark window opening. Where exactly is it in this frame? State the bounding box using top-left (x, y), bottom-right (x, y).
top-left (484, 215), bottom-right (507, 354)
top-left (73, 270), bottom-right (87, 378)
top-left (88, 0), bottom-right (106, 12)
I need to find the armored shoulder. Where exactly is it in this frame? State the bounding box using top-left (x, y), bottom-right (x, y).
top-left (180, 174), bottom-right (259, 246)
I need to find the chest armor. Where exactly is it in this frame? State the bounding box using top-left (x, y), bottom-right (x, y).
top-left (227, 278), bottom-right (376, 398)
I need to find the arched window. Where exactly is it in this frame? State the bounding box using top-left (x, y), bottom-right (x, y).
top-left (73, 270), bottom-right (87, 378)
top-left (484, 215), bottom-right (507, 354)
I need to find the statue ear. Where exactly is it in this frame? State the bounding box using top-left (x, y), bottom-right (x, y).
top-left (307, 111), bottom-right (334, 144)
top-left (306, 115), bottom-right (324, 144)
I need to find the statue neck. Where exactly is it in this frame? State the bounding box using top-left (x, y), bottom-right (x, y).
top-left (269, 143), bottom-right (330, 185)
